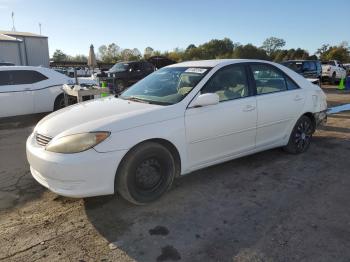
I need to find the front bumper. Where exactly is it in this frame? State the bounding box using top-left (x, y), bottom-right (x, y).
top-left (26, 133), bottom-right (127, 198)
top-left (314, 110), bottom-right (327, 128)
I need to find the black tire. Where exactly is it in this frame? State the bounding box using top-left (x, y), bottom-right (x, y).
top-left (331, 72), bottom-right (336, 85)
top-left (53, 94), bottom-right (65, 111)
top-left (283, 115), bottom-right (314, 154)
top-left (115, 142), bottom-right (176, 205)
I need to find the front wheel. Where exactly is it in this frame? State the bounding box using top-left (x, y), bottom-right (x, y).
top-left (283, 116), bottom-right (314, 154)
top-left (115, 142), bottom-right (176, 205)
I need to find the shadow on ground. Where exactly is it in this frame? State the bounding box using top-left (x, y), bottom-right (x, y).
top-left (84, 133), bottom-right (350, 262)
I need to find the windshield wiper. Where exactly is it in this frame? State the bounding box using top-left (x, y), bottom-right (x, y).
top-left (122, 96), bottom-right (150, 104)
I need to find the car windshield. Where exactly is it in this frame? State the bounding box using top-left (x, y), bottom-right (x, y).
top-left (283, 62), bottom-right (303, 73)
top-left (110, 63), bottom-right (130, 72)
top-left (120, 67), bottom-right (211, 105)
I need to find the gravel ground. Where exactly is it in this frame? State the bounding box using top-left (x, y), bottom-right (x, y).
top-left (0, 85), bottom-right (349, 262)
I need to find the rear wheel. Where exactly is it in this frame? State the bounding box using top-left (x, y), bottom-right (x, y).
top-left (283, 116), bottom-right (314, 154)
top-left (115, 142), bottom-right (176, 205)
top-left (54, 94), bottom-right (65, 111)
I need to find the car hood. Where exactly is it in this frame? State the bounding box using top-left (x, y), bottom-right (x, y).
top-left (34, 97), bottom-right (174, 138)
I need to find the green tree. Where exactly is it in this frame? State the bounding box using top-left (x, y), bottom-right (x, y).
top-left (52, 49), bottom-right (68, 62)
top-left (261, 37), bottom-right (286, 56)
top-left (98, 43), bottom-right (121, 63)
top-left (232, 44), bottom-right (269, 60)
top-left (144, 47), bottom-right (154, 59)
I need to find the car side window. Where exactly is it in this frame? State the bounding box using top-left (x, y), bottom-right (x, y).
top-left (131, 63), bottom-right (142, 71)
top-left (251, 64), bottom-right (288, 95)
top-left (0, 71), bottom-right (11, 86)
top-left (9, 70), bottom-right (48, 85)
top-left (201, 65), bottom-right (249, 102)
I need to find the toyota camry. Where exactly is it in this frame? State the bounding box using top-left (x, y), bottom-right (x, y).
top-left (26, 59), bottom-right (327, 204)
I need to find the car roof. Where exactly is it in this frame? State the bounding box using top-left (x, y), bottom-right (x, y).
top-left (0, 66), bottom-right (45, 71)
top-left (166, 59), bottom-right (279, 68)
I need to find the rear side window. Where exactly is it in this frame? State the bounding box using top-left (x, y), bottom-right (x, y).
top-left (251, 64), bottom-right (288, 94)
top-left (0, 70), bottom-right (48, 85)
top-left (251, 64), bottom-right (300, 94)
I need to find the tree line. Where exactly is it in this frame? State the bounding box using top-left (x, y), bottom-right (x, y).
top-left (52, 37), bottom-right (350, 64)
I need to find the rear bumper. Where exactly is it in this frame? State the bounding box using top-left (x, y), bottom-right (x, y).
top-left (314, 110), bottom-right (327, 128)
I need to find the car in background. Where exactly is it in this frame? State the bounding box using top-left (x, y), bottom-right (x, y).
top-left (107, 61), bottom-right (155, 91)
top-left (67, 67), bottom-right (93, 77)
top-left (26, 59), bottom-right (327, 204)
top-left (282, 60), bottom-right (322, 86)
top-left (0, 66), bottom-right (97, 118)
top-left (321, 60), bottom-right (347, 84)
top-left (343, 63), bottom-right (350, 76)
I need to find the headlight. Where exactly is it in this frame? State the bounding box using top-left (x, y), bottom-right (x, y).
top-left (46, 132), bottom-right (110, 154)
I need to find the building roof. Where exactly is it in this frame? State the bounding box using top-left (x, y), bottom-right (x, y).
top-left (0, 30), bottom-right (47, 38)
top-left (0, 34), bottom-right (21, 42)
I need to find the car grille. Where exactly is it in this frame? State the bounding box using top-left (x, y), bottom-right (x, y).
top-left (35, 133), bottom-right (52, 147)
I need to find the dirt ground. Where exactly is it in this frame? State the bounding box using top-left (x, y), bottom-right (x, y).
top-left (0, 85), bottom-right (349, 262)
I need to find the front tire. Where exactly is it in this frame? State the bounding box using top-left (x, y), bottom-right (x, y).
top-left (283, 116), bottom-right (314, 154)
top-left (115, 142), bottom-right (176, 205)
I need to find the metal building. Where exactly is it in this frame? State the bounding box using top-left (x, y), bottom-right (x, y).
top-left (0, 30), bottom-right (49, 67)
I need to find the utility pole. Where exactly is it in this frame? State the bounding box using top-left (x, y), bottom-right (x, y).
top-left (11, 12), bottom-right (16, 31)
top-left (39, 23), bottom-right (42, 35)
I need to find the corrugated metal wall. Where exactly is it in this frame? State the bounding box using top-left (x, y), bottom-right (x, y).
top-left (0, 41), bottom-right (23, 65)
top-left (0, 36), bottom-right (49, 67)
top-left (23, 37), bottom-right (50, 67)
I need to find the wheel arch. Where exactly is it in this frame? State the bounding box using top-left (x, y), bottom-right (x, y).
top-left (302, 112), bottom-right (316, 132)
top-left (114, 138), bottom-right (182, 187)
top-left (53, 92), bottom-right (65, 111)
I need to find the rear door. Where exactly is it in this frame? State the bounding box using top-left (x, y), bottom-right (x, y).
top-left (0, 70), bottom-right (34, 117)
top-left (249, 63), bottom-right (305, 149)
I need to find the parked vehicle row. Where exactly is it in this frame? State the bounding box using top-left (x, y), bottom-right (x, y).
top-left (26, 59), bottom-right (327, 204)
top-left (282, 60), bottom-right (322, 86)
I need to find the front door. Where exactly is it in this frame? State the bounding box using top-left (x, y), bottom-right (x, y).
top-left (185, 64), bottom-right (257, 169)
top-left (0, 70), bottom-right (34, 118)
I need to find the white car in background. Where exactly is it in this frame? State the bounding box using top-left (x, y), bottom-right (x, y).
top-left (26, 59), bottom-right (327, 205)
top-left (0, 66), bottom-right (97, 118)
top-left (321, 60), bottom-right (347, 83)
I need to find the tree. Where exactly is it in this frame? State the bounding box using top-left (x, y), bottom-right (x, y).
top-left (261, 37), bottom-right (286, 56)
top-left (144, 47), bottom-right (154, 59)
top-left (98, 43), bottom-right (121, 63)
top-left (52, 49), bottom-right (68, 62)
top-left (316, 43), bottom-right (350, 62)
top-left (71, 54), bottom-right (87, 62)
top-left (232, 44), bottom-right (269, 60)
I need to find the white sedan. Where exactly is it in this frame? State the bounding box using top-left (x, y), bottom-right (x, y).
top-left (0, 66), bottom-right (97, 118)
top-left (26, 59), bottom-right (327, 204)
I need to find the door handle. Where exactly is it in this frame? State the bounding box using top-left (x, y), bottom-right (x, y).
top-left (24, 88), bottom-right (31, 91)
top-left (243, 104), bottom-right (256, 112)
top-left (294, 95), bottom-right (303, 101)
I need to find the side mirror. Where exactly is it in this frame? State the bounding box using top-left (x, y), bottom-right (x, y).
top-left (190, 93), bottom-right (219, 108)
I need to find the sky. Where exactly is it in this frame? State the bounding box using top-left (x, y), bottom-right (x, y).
top-left (0, 0), bottom-right (349, 57)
